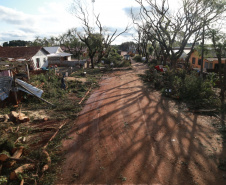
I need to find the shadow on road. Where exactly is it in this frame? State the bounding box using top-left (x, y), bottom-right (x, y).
top-left (59, 61), bottom-right (225, 185)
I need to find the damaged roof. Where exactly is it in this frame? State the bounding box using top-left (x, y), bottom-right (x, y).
top-left (0, 76), bottom-right (13, 101)
top-left (0, 46), bottom-right (43, 60)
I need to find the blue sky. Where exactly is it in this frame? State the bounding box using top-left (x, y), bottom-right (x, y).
top-left (0, 0), bottom-right (138, 45)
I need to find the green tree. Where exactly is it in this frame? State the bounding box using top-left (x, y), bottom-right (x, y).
top-left (207, 28), bottom-right (226, 108)
top-left (3, 40), bottom-right (31, 47)
top-left (119, 42), bottom-right (136, 52)
top-left (59, 28), bottom-right (85, 60)
top-left (78, 32), bottom-right (103, 68)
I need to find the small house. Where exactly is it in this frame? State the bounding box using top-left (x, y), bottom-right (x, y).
top-left (44, 46), bottom-right (72, 65)
top-left (0, 46), bottom-right (48, 70)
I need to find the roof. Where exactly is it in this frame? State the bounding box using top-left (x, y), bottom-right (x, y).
top-left (0, 46), bottom-right (43, 60)
top-left (44, 46), bottom-right (62, 54)
top-left (16, 78), bottom-right (43, 98)
top-left (0, 76), bottom-right (12, 101)
top-left (47, 52), bottom-right (72, 57)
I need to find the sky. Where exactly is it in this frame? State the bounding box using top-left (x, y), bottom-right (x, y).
top-left (0, 0), bottom-right (225, 46)
top-left (0, 0), bottom-right (139, 45)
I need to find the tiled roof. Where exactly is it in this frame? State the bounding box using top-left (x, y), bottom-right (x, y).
top-left (0, 46), bottom-right (43, 60)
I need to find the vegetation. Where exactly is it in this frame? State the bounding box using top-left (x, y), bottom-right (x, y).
top-left (131, 0), bottom-right (226, 67)
top-left (3, 40), bottom-right (32, 47)
top-left (139, 61), bottom-right (220, 109)
top-left (0, 67), bottom-right (107, 185)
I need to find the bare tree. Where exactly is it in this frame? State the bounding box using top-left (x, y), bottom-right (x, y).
top-left (70, 0), bottom-right (129, 68)
top-left (131, 0), bottom-right (226, 68)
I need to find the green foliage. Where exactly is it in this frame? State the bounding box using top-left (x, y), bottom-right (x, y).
top-left (133, 55), bottom-right (142, 62)
top-left (0, 140), bottom-right (15, 152)
top-left (141, 65), bottom-right (220, 109)
top-left (163, 70), bottom-right (220, 108)
top-left (102, 48), bottom-right (131, 67)
top-left (30, 70), bottom-right (67, 101)
top-left (3, 40), bottom-right (31, 47)
top-left (118, 41), bottom-right (136, 51)
top-left (0, 176), bottom-right (7, 185)
top-left (148, 46), bottom-right (154, 55)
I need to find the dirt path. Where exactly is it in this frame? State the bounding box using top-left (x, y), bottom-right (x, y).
top-left (58, 61), bottom-right (226, 184)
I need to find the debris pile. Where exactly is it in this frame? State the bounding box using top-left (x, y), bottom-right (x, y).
top-left (0, 110), bottom-right (65, 184)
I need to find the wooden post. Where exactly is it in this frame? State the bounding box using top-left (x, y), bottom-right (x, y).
top-left (26, 64), bottom-right (30, 81)
top-left (13, 76), bottom-right (18, 105)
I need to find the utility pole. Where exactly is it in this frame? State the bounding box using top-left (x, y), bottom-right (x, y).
top-left (92, 0), bottom-right (95, 28)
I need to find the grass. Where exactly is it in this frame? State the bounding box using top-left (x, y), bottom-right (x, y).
top-left (0, 67), bottom-right (107, 185)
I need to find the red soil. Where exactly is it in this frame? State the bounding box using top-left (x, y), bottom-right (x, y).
top-left (57, 61), bottom-right (226, 184)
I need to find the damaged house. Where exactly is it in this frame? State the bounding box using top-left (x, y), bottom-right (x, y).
top-left (44, 46), bottom-right (87, 67)
top-left (0, 60), bottom-right (52, 106)
top-left (0, 46), bottom-right (49, 70)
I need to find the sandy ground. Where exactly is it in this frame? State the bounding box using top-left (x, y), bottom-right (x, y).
top-left (57, 61), bottom-right (226, 184)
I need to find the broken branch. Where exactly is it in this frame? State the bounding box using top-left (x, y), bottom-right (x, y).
top-left (79, 86), bottom-right (92, 105)
top-left (0, 152), bottom-right (10, 162)
top-left (41, 150), bottom-right (51, 173)
top-left (8, 146), bottom-right (24, 167)
top-left (10, 164), bottom-right (35, 180)
top-left (43, 121), bottom-right (67, 149)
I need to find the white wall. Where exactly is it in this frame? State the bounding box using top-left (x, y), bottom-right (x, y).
top-left (32, 49), bottom-right (48, 70)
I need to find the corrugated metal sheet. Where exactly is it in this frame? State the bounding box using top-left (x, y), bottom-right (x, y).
top-left (0, 76), bottom-right (13, 101)
top-left (15, 79), bottom-right (43, 98)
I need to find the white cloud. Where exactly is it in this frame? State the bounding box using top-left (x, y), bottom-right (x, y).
top-left (0, 0), bottom-right (136, 45)
top-left (0, 5), bottom-right (37, 26)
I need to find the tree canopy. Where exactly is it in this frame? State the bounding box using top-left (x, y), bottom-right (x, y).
top-left (131, 0), bottom-right (226, 67)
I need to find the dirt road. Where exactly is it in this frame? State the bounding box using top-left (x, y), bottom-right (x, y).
top-left (58, 61), bottom-right (226, 184)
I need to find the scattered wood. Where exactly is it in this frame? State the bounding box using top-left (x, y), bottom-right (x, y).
top-left (20, 179), bottom-right (24, 185)
top-left (214, 113), bottom-right (226, 123)
top-left (43, 121), bottom-right (67, 149)
top-left (39, 121), bottom-right (67, 175)
top-left (43, 117), bottom-right (48, 121)
top-left (0, 164), bottom-right (2, 175)
top-left (14, 137), bottom-right (23, 144)
top-left (10, 111), bottom-right (29, 123)
top-left (4, 114), bottom-right (9, 122)
top-left (15, 126), bottom-right (20, 133)
top-left (189, 109), bottom-right (217, 113)
top-left (12, 146), bottom-right (24, 158)
top-left (11, 147), bottom-right (17, 154)
top-left (10, 164), bottom-right (35, 180)
top-left (8, 157), bottom-right (36, 163)
top-left (41, 150), bottom-right (51, 173)
top-left (31, 127), bottom-right (56, 133)
top-left (7, 146), bottom-right (24, 167)
top-left (5, 126), bottom-right (14, 133)
top-left (78, 87), bottom-right (92, 105)
top-left (0, 152), bottom-right (10, 162)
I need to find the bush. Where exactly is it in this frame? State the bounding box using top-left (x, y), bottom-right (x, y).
top-left (133, 55), bottom-right (142, 62)
top-left (30, 70), bottom-right (67, 100)
top-left (141, 65), bottom-right (220, 109)
top-left (114, 59), bottom-right (131, 67)
top-left (163, 71), bottom-right (220, 108)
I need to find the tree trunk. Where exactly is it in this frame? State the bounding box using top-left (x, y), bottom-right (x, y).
top-left (90, 57), bottom-right (94, 68)
top-left (200, 25), bottom-right (205, 78)
top-left (221, 59), bottom-right (226, 109)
